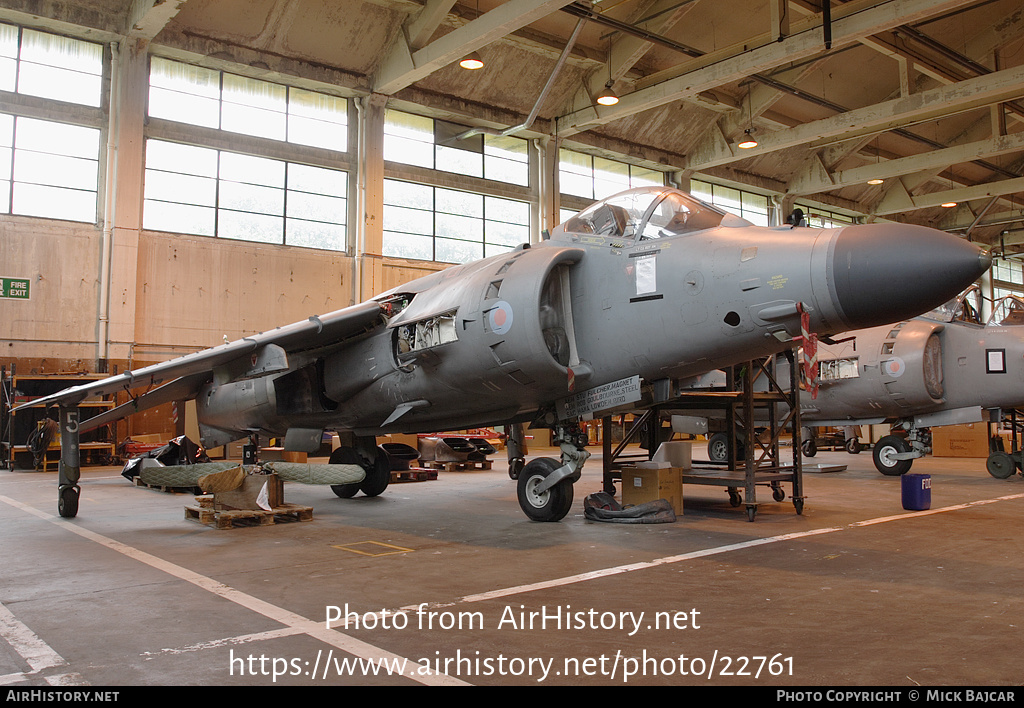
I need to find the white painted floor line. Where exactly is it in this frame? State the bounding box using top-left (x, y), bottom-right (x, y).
top-left (1, 490), bottom-right (1022, 686)
top-left (0, 600), bottom-right (88, 686)
top-left (398, 492), bottom-right (1024, 612)
top-left (141, 627), bottom-right (307, 657)
top-left (0, 494), bottom-right (466, 687)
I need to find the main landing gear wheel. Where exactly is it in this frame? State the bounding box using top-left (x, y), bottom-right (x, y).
top-left (329, 447), bottom-right (391, 498)
top-left (986, 451), bottom-right (1017, 479)
top-left (517, 457), bottom-right (574, 522)
top-left (58, 485), bottom-right (80, 519)
top-left (873, 435), bottom-right (912, 476)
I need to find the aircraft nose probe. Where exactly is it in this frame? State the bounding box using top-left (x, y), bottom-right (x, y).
top-left (829, 223), bottom-right (991, 330)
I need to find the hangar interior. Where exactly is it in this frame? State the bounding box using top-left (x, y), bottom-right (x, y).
top-left (1, 0), bottom-right (1024, 688)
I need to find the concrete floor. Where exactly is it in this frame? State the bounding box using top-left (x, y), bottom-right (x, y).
top-left (0, 446), bottom-right (1022, 687)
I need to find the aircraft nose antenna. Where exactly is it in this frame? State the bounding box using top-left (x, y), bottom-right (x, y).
top-left (830, 223), bottom-right (991, 329)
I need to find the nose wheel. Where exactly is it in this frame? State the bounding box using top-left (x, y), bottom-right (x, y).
top-left (873, 435), bottom-right (913, 476)
top-left (517, 458), bottom-right (574, 522)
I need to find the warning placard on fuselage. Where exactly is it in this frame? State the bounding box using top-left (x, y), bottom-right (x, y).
top-left (557, 375), bottom-right (642, 420)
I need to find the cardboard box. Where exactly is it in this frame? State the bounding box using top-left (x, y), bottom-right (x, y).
top-left (260, 447), bottom-right (308, 463)
top-left (932, 423), bottom-right (990, 458)
top-left (620, 464), bottom-right (683, 514)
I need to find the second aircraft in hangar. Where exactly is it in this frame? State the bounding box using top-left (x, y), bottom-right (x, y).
top-left (798, 287), bottom-right (1024, 478)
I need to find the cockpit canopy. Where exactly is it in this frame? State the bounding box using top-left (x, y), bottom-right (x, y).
top-left (555, 187), bottom-right (737, 241)
top-left (928, 285), bottom-right (1024, 327)
top-left (988, 295), bottom-right (1024, 327)
top-left (929, 285), bottom-right (984, 325)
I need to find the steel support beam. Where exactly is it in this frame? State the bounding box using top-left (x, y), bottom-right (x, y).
top-left (555, 0), bottom-right (979, 137)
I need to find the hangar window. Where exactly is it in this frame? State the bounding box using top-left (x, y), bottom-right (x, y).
top-left (143, 139), bottom-right (347, 249)
top-left (0, 114), bottom-right (100, 222)
top-left (0, 24), bottom-right (103, 106)
top-left (382, 179), bottom-right (529, 264)
top-left (792, 202), bottom-right (856, 229)
top-left (690, 180), bottom-right (769, 226)
top-left (383, 110), bottom-right (529, 186)
top-left (148, 57), bottom-right (348, 152)
top-left (558, 149), bottom-right (663, 202)
top-left (993, 258), bottom-right (1024, 287)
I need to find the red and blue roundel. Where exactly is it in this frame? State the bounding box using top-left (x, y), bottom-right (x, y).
top-left (882, 356), bottom-right (905, 378)
top-left (489, 301), bottom-right (514, 334)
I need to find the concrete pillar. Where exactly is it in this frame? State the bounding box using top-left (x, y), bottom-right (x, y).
top-left (356, 93), bottom-right (388, 301)
top-left (103, 38), bottom-right (148, 368)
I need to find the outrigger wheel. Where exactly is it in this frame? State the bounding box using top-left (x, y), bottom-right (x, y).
top-left (508, 457), bottom-right (525, 480)
top-left (58, 484), bottom-right (80, 519)
top-left (329, 446), bottom-right (391, 498)
top-left (985, 451), bottom-right (1017, 479)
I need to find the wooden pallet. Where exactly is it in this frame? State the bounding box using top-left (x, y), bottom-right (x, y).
top-left (391, 468), bottom-right (438, 483)
top-left (418, 459), bottom-right (493, 472)
top-left (133, 477), bottom-right (200, 494)
top-left (185, 497), bottom-right (314, 529)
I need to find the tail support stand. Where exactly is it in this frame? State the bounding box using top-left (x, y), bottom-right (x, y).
top-left (58, 405), bottom-right (81, 518)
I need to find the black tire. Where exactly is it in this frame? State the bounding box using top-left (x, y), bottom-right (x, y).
top-left (328, 446), bottom-right (390, 498)
top-left (708, 433), bottom-right (729, 463)
top-left (772, 485), bottom-right (786, 502)
top-left (330, 484), bottom-right (359, 498)
top-left (58, 485), bottom-right (80, 518)
top-left (986, 451), bottom-right (1016, 479)
top-left (801, 438), bottom-right (817, 457)
top-left (845, 438), bottom-right (862, 455)
top-left (508, 457), bottom-right (524, 480)
top-left (517, 457), bottom-right (573, 522)
top-left (360, 449), bottom-right (392, 497)
top-left (873, 435), bottom-right (912, 476)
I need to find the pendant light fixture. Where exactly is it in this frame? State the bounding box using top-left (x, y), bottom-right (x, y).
top-left (595, 35), bottom-right (618, 106)
top-left (460, 0), bottom-right (484, 70)
top-left (738, 86), bottom-right (757, 148)
top-left (459, 52), bottom-right (484, 70)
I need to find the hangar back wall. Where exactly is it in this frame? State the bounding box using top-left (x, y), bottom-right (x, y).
top-left (0, 38), bottom-right (471, 441)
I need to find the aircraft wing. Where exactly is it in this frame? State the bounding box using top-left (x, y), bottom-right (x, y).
top-left (12, 301), bottom-right (385, 413)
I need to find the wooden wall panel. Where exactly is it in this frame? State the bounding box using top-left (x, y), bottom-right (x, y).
top-left (134, 231), bottom-right (355, 351)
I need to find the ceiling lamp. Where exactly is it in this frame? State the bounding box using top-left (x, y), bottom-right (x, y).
top-left (459, 52), bottom-right (484, 70)
top-left (941, 201), bottom-right (958, 208)
top-left (737, 85), bottom-right (758, 149)
top-left (867, 178), bottom-right (884, 185)
top-left (596, 81), bottom-right (619, 106)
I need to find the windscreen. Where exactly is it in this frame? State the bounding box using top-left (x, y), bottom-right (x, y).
top-left (560, 188), bottom-right (726, 240)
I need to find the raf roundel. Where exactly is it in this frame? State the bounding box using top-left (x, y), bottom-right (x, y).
top-left (489, 301), bottom-right (514, 335)
top-left (882, 356), bottom-right (906, 378)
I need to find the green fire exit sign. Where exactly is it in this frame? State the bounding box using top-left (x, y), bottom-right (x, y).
top-left (0, 277), bottom-right (31, 300)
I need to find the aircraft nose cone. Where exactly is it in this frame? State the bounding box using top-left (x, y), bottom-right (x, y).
top-left (831, 223), bottom-right (991, 329)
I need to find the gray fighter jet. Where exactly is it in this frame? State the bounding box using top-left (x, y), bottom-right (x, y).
top-left (798, 286), bottom-right (1024, 478)
top-left (13, 186), bottom-right (990, 521)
